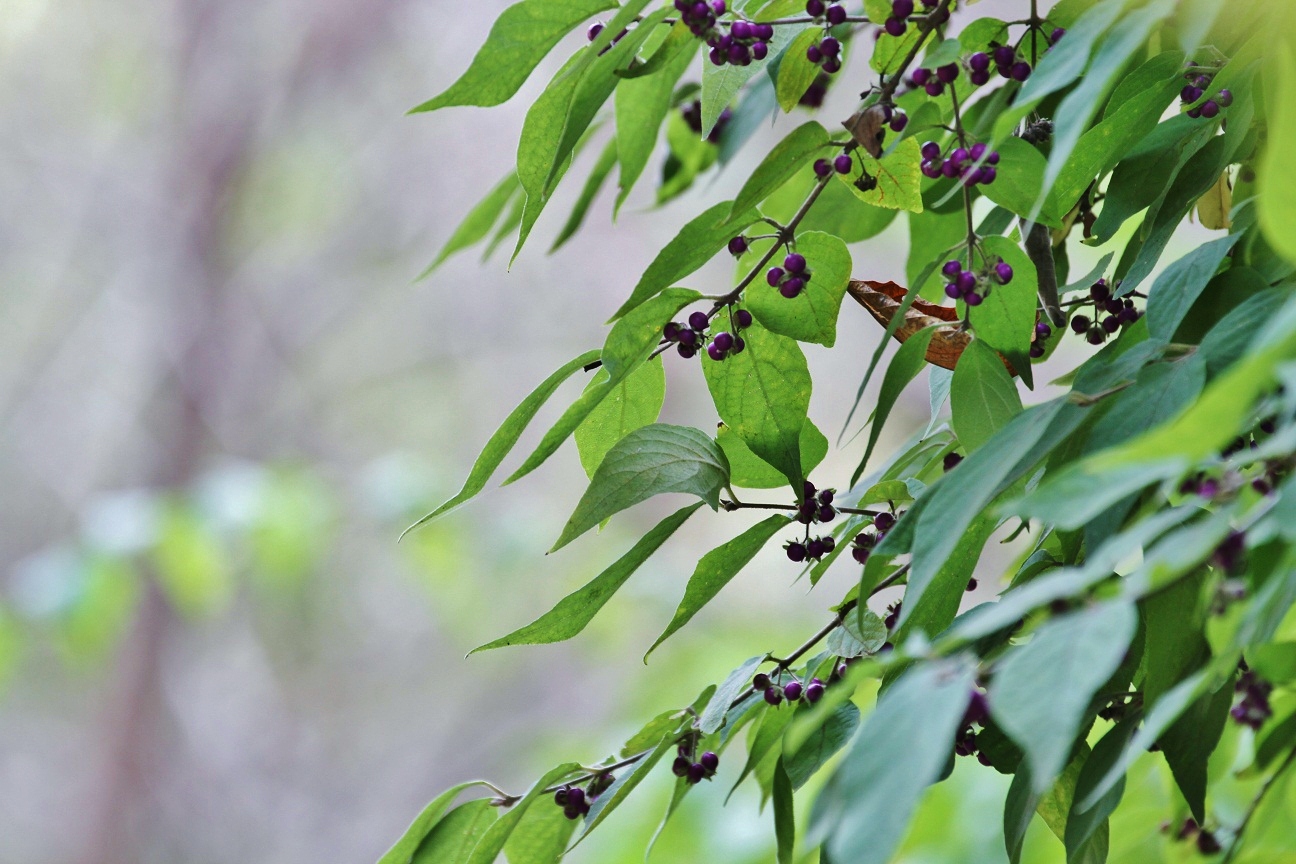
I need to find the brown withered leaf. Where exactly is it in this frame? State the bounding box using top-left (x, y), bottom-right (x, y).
top-left (847, 280), bottom-right (1021, 376)
top-left (841, 105), bottom-right (888, 159)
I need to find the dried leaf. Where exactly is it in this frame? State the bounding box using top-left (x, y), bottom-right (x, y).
top-left (847, 280), bottom-right (1022, 376)
top-left (842, 105), bottom-right (888, 159)
top-left (1196, 171), bottom-right (1232, 231)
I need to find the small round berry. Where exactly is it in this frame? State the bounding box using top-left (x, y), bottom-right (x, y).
top-left (814, 158), bottom-right (832, 178)
top-left (955, 270), bottom-right (977, 294)
top-left (1218, 88), bottom-right (1233, 107)
top-left (730, 20), bottom-right (752, 40)
top-left (712, 0), bottom-right (725, 12)
top-left (735, 309), bottom-right (753, 329)
top-left (925, 80), bottom-right (944, 96)
top-left (687, 762), bottom-right (707, 784)
top-left (943, 452), bottom-right (962, 471)
top-left (1029, 343), bottom-right (1045, 358)
top-left (941, 259), bottom-right (962, 278)
top-left (749, 40), bottom-right (767, 60)
top-left (993, 46), bottom-right (1015, 66)
top-left (805, 0), bottom-right (825, 15)
top-left (1201, 100), bottom-right (1220, 119)
top-left (672, 756), bottom-right (691, 776)
top-left (806, 538), bottom-right (826, 559)
top-left (822, 57), bottom-right (841, 74)
top-left (852, 545), bottom-right (870, 564)
top-left (753, 672), bottom-right (771, 690)
top-left (979, 166), bottom-right (998, 184)
top-left (986, 150), bottom-right (1000, 165)
top-left (889, 112), bottom-right (908, 132)
top-left (1011, 61), bottom-right (1032, 81)
top-left (818, 504), bottom-right (836, 522)
top-left (713, 331), bottom-right (735, 351)
top-left (921, 159), bottom-right (941, 178)
top-left (1089, 279), bottom-right (1110, 301)
top-left (821, 37), bottom-right (841, 56)
top-left (784, 252), bottom-right (807, 273)
top-left (728, 235), bottom-right (749, 256)
top-left (819, 488), bottom-right (834, 504)
top-left (764, 686), bottom-right (784, 706)
top-left (966, 291), bottom-right (983, 306)
top-left (766, 266), bottom-right (785, 286)
top-left (786, 542), bottom-right (807, 562)
top-left (555, 786), bottom-right (570, 805)
top-left (1086, 328), bottom-right (1106, 345)
top-left (1070, 314), bottom-right (1090, 333)
top-left (892, 0), bottom-right (914, 16)
top-left (731, 336), bottom-right (746, 354)
top-left (689, 311), bottom-right (710, 331)
top-left (949, 147), bottom-right (969, 167)
top-left (807, 43), bottom-right (823, 64)
top-left (699, 751), bottom-right (719, 772)
top-left (963, 690), bottom-right (990, 726)
top-left (911, 67), bottom-right (931, 85)
top-left (1197, 832), bottom-right (1222, 855)
top-left (567, 787), bottom-right (586, 808)
top-left (780, 277), bottom-right (805, 298)
top-left (885, 16), bottom-right (906, 36)
top-left (936, 63), bottom-right (959, 83)
top-left (1181, 84), bottom-right (1203, 103)
top-left (806, 680), bottom-right (825, 703)
top-left (803, 480), bottom-right (817, 498)
top-left (966, 577), bottom-right (978, 592)
top-left (822, 535), bottom-right (835, 552)
top-left (1101, 315), bottom-right (1120, 333)
top-left (677, 342), bottom-right (698, 358)
top-left (995, 261), bottom-right (1014, 284)
top-left (707, 341), bottom-right (727, 361)
top-left (1050, 27), bottom-right (1065, 43)
top-left (756, 23), bottom-right (775, 40)
top-left (1104, 297), bottom-right (1123, 315)
top-left (728, 43), bottom-right (750, 65)
top-left (664, 322), bottom-right (681, 341)
top-left (921, 141), bottom-right (942, 161)
top-left (1187, 106), bottom-right (1202, 118)
top-left (784, 680), bottom-right (804, 701)
top-left (969, 52), bottom-right (990, 72)
top-left (834, 154), bottom-right (853, 174)
top-left (874, 512), bottom-right (895, 530)
top-left (944, 283), bottom-right (962, 300)
top-left (677, 328), bottom-right (698, 347)
top-left (826, 4), bottom-right (847, 25)
top-left (587, 22), bottom-right (605, 41)
top-left (1035, 322), bottom-right (1052, 338)
top-left (970, 69), bottom-right (990, 86)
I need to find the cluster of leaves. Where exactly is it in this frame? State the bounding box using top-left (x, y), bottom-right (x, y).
top-left (389, 0), bottom-right (1296, 862)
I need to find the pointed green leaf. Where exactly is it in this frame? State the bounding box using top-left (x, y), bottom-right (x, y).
top-left (409, 0), bottom-right (617, 113)
top-left (858, 326), bottom-right (938, 478)
top-left (378, 782), bottom-right (493, 864)
top-left (717, 418), bottom-right (828, 490)
top-left (702, 322), bottom-right (812, 491)
top-left (701, 655), bottom-right (766, 735)
top-left (551, 136), bottom-right (619, 252)
top-left (836, 137), bottom-right (924, 213)
top-left (969, 235), bottom-right (1037, 389)
top-left (1258, 28), bottom-right (1296, 264)
top-left (979, 136), bottom-right (1063, 226)
top-left (730, 122), bottom-right (829, 219)
top-left (551, 424), bottom-right (729, 551)
top-left (504, 801), bottom-right (577, 864)
top-left (614, 28), bottom-right (697, 211)
top-left (465, 764), bottom-right (580, 864)
top-left (747, 231), bottom-right (851, 347)
top-left (951, 338), bottom-right (1023, 452)
top-left (402, 350), bottom-right (600, 537)
top-left (574, 356), bottom-right (666, 478)
top-left (785, 702), bottom-right (860, 790)
top-left (775, 30), bottom-right (825, 111)
top-left (647, 515), bottom-right (791, 657)
top-left (413, 800), bottom-right (499, 864)
top-left (1144, 235), bottom-right (1240, 343)
top-left (1066, 715), bottom-right (1140, 861)
top-left (773, 758), bottom-right (796, 864)
top-left (702, 21), bottom-right (811, 135)
top-left (422, 173), bottom-right (523, 276)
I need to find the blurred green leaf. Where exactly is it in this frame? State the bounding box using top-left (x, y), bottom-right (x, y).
top-left (701, 655), bottom-right (765, 735)
top-left (380, 782), bottom-right (492, 864)
top-left (465, 764), bottom-right (580, 864)
top-left (153, 502), bottom-right (232, 618)
top-left (504, 801), bottom-right (576, 864)
top-left (422, 173), bottom-right (522, 275)
top-left (412, 799), bottom-right (498, 864)
top-left (773, 757), bottom-right (796, 864)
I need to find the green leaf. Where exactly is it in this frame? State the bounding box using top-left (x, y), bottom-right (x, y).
top-left (647, 515), bottom-right (791, 657)
top-left (551, 424), bottom-right (730, 551)
top-left (731, 122), bottom-right (829, 219)
top-left (1066, 715), bottom-right (1140, 861)
top-left (701, 655), bottom-right (765, 735)
top-left (970, 235), bottom-right (1038, 390)
top-left (1198, 288), bottom-right (1289, 376)
top-left (702, 322), bottom-right (812, 491)
top-left (785, 702), bottom-right (860, 790)
top-left (800, 167), bottom-right (900, 242)
top-left (508, 288), bottom-right (700, 483)
top-left (988, 602), bottom-right (1138, 793)
top-left (747, 231), bottom-right (852, 346)
top-left (717, 419), bottom-right (828, 490)
top-left (980, 136), bottom-right (1063, 226)
top-left (472, 503), bottom-right (702, 653)
top-left (837, 137), bottom-right (924, 213)
top-left (857, 327), bottom-right (938, 478)
top-left (614, 27), bottom-right (698, 211)
top-left (465, 764), bottom-right (580, 864)
top-left (423, 173), bottom-right (523, 276)
top-left (574, 356), bottom-right (666, 477)
top-left (730, 703), bottom-right (795, 800)
top-left (412, 800), bottom-right (498, 864)
top-left (827, 610), bottom-right (888, 659)
top-left (951, 338), bottom-right (1023, 452)
top-left (1144, 235), bottom-right (1241, 343)
top-left (703, 21), bottom-right (811, 135)
top-left (409, 0), bottom-right (617, 113)
top-left (775, 30), bottom-right (824, 111)
top-left (813, 658), bottom-right (977, 864)
top-left (504, 801), bottom-right (576, 864)
top-left (378, 782), bottom-right (492, 864)
top-left (1258, 33), bottom-right (1296, 264)
top-left (578, 733), bottom-right (677, 840)
top-left (773, 758), bottom-right (796, 864)
top-left (905, 208), bottom-right (965, 300)
top-left (892, 511), bottom-right (997, 638)
top-left (1086, 356), bottom-right (1206, 450)
top-left (613, 201), bottom-right (761, 320)
top-left (551, 136), bottom-right (619, 252)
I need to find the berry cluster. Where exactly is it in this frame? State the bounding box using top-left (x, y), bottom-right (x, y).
top-left (671, 743), bottom-right (720, 784)
top-left (939, 255), bottom-right (1012, 307)
top-left (799, 73), bottom-right (833, 108)
top-left (805, 36), bottom-right (843, 75)
top-left (953, 688), bottom-right (993, 766)
top-left (674, 1), bottom-right (772, 68)
top-left (814, 153), bottom-right (855, 179)
top-left (1170, 818), bottom-right (1222, 855)
top-left (1231, 666), bottom-right (1273, 730)
top-left (554, 772), bottom-right (615, 820)
top-left (680, 100), bottom-right (733, 143)
top-left (767, 251), bottom-right (814, 299)
top-left (1029, 321), bottom-right (1053, 359)
top-left (851, 509), bottom-right (898, 565)
top-left (880, 0), bottom-right (915, 36)
top-left (664, 307), bottom-right (751, 360)
top-left (786, 482), bottom-right (837, 562)
top-left (1181, 65), bottom-right (1232, 119)
top-left (804, 1), bottom-right (848, 25)
top-left (754, 671), bottom-right (825, 706)
top-left (909, 62), bottom-right (961, 96)
top-left (920, 140), bottom-right (1000, 186)
top-left (1066, 278), bottom-right (1142, 345)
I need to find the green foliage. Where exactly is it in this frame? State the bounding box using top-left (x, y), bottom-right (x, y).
top-left (400, 2), bottom-right (1296, 862)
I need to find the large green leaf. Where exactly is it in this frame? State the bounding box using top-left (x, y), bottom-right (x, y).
top-left (1198, 288), bottom-right (1289, 376)
top-left (980, 136), bottom-right (1063, 227)
top-left (717, 419), bottom-right (828, 490)
top-left (551, 424), bottom-right (730, 551)
top-left (472, 503), bottom-right (702, 653)
top-left (647, 515), bottom-right (791, 657)
top-left (813, 658), bottom-right (977, 864)
top-left (574, 356), bottom-right (666, 477)
top-left (950, 338), bottom-right (1023, 452)
top-left (785, 702), bottom-right (860, 790)
top-left (504, 801), bottom-right (577, 864)
top-left (409, 0), bottom-right (617, 112)
top-left (702, 322), bottom-right (812, 491)
top-left (1258, 29), bottom-right (1296, 264)
top-left (747, 231), bottom-right (852, 347)
top-left (988, 602), bottom-right (1138, 793)
top-left (730, 122), bottom-right (830, 220)
top-left (379, 782), bottom-right (492, 864)
top-left (837, 137), bottom-right (924, 214)
top-left (969, 235), bottom-right (1037, 390)
top-left (508, 288), bottom-right (700, 483)
top-left (1144, 235), bottom-right (1241, 342)
top-left (402, 350), bottom-right (600, 536)
top-left (412, 800), bottom-right (498, 864)
top-left (613, 200), bottom-right (762, 320)
top-left (856, 327), bottom-right (938, 480)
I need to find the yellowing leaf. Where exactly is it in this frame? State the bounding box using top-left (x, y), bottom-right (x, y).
top-left (1195, 170), bottom-right (1232, 230)
top-left (836, 137), bottom-right (924, 213)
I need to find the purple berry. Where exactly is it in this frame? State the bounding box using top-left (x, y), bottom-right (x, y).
top-left (937, 63), bottom-right (959, 83)
top-left (969, 142), bottom-right (987, 162)
top-left (713, 331), bottom-right (735, 351)
top-left (664, 322), bottom-right (681, 342)
top-left (735, 309), bottom-right (753, 329)
top-left (700, 751), bottom-right (719, 772)
top-left (981, 166), bottom-right (998, 184)
top-left (921, 159), bottom-right (941, 178)
top-left (756, 23), bottom-right (774, 40)
top-left (784, 680), bottom-right (804, 701)
top-left (677, 328), bottom-right (698, 347)
top-left (955, 270), bottom-right (976, 294)
top-left (911, 67), bottom-right (931, 85)
top-left (885, 16), bottom-right (906, 36)
top-left (1029, 343), bottom-right (1045, 358)
top-left (807, 44), bottom-right (823, 63)
top-left (941, 259), bottom-right (962, 278)
top-left (819, 489), bottom-right (834, 504)
top-left (1070, 314), bottom-right (1090, 334)
top-left (892, 0), bottom-right (914, 16)
top-left (970, 69), bottom-right (990, 86)
top-left (706, 341), bottom-right (727, 361)
top-left (752, 41), bottom-right (768, 60)
top-left (805, 0), bottom-right (825, 15)
top-left (806, 680), bottom-right (824, 703)
top-left (1218, 89), bottom-right (1233, 107)
top-left (806, 538), bottom-right (826, 559)
top-left (1050, 27), bottom-right (1065, 43)
top-left (949, 147), bottom-right (969, 167)
top-left (1090, 279), bottom-right (1110, 301)
top-left (728, 236), bottom-right (749, 256)
top-left (821, 37), bottom-right (840, 56)
top-left (944, 283), bottom-right (962, 300)
top-left (803, 480), bottom-right (816, 497)
top-left (784, 252), bottom-right (807, 273)
top-left (925, 80), bottom-right (944, 96)
top-left (993, 46), bottom-right (1015, 66)
top-left (687, 762), bottom-right (707, 784)
top-left (943, 452), bottom-right (962, 471)
top-left (995, 261), bottom-right (1013, 284)
top-left (709, 47), bottom-right (725, 66)
top-left (826, 4), bottom-right (846, 25)
top-left (730, 20), bottom-right (751, 39)
top-left (587, 22), bottom-right (605, 41)
top-left (890, 112), bottom-right (908, 132)
top-left (753, 672), bottom-right (771, 690)
top-left (873, 512), bottom-right (895, 530)
top-left (764, 686), bottom-right (784, 705)
top-left (1086, 328), bottom-right (1106, 345)
top-left (672, 756), bottom-right (691, 776)
top-left (921, 141), bottom-right (942, 161)
top-left (731, 336), bottom-right (746, 353)
top-left (766, 267), bottom-right (785, 286)
top-left (1011, 62), bottom-right (1031, 81)
top-left (786, 542), bottom-right (807, 562)
top-left (689, 311), bottom-right (710, 331)
top-left (822, 57), bottom-right (841, 74)
top-left (567, 787), bottom-right (586, 808)
top-left (711, 0), bottom-right (725, 12)
top-left (780, 277), bottom-right (804, 298)
top-left (818, 504), bottom-right (836, 522)
top-left (1181, 84), bottom-right (1203, 103)
top-left (834, 154), bottom-right (853, 174)
top-left (986, 150), bottom-right (1000, 165)
top-left (1201, 100), bottom-right (1220, 118)
top-left (969, 52), bottom-right (990, 72)
top-left (1035, 322), bottom-right (1052, 338)
top-left (940, 159), bottom-right (959, 178)
top-left (1101, 315), bottom-right (1120, 333)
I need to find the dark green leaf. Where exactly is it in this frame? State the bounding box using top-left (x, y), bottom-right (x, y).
top-left (857, 326), bottom-right (938, 477)
top-left (730, 122), bottom-right (829, 219)
top-left (465, 764), bottom-right (580, 864)
top-left (785, 702), bottom-right (860, 790)
top-left (647, 515), bottom-right (791, 657)
top-left (574, 356), bottom-right (665, 477)
top-left (773, 758), bottom-right (796, 864)
top-left (504, 801), bottom-right (576, 864)
top-left (1144, 235), bottom-right (1241, 342)
top-left (1198, 288), bottom-right (1288, 376)
top-left (717, 419), bottom-right (828, 490)
top-left (988, 602), bottom-right (1138, 793)
top-left (551, 424), bottom-right (729, 551)
top-left (747, 231), bottom-right (852, 347)
top-left (951, 338), bottom-right (1023, 452)
top-left (970, 235), bottom-right (1037, 389)
top-left (1087, 356), bottom-right (1205, 450)
top-left (409, 0), bottom-right (617, 113)
top-left (702, 322), bottom-right (812, 491)
top-left (613, 201), bottom-right (761, 320)
top-left (472, 503), bottom-right (702, 653)
top-left (701, 655), bottom-right (765, 735)
top-left (577, 735), bottom-right (676, 841)
top-left (614, 28), bottom-right (697, 211)
top-left (980, 136), bottom-right (1063, 226)
top-left (402, 350), bottom-right (600, 536)
top-left (1066, 715), bottom-right (1139, 861)
top-left (730, 702), bottom-right (794, 801)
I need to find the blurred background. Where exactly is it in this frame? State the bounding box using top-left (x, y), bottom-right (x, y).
top-left (0, 1), bottom-right (1204, 862)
